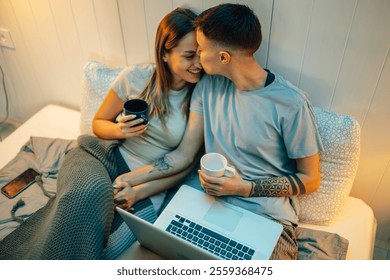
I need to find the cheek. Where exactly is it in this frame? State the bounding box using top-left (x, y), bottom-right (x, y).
top-left (200, 55), bottom-right (212, 69)
top-left (168, 59), bottom-right (184, 73)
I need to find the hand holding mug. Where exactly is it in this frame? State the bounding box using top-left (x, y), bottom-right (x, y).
top-left (123, 99), bottom-right (149, 126)
top-left (200, 153), bottom-right (236, 178)
top-left (118, 99), bottom-right (149, 137)
top-left (199, 153), bottom-right (246, 197)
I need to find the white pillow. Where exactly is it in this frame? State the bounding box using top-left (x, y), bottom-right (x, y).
top-left (297, 107), bottom-right (360, 225)
top-left (80, 61), bottom-right (155, 135)
top-left (80, 61), bottom-right (124, 135)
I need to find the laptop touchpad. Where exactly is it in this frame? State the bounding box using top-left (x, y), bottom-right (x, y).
top-left (203, 200), bottom-right (242, 232)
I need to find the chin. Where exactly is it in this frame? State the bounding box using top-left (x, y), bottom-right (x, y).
top-left (187, 74), bottom-right (201, 83)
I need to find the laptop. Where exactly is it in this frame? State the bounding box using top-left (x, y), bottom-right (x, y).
top-left (116, 184), bottom-right (283, 260)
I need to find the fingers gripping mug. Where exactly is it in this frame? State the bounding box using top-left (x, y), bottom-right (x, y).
top-left (123, 99), bottom-right (149, 126)
top-left (200, 153), bottom-right (236, 177)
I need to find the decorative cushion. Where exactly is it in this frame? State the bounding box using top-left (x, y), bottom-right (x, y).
top-left (81, 61), bottom-right (155, 135)
top-left (81, 61), bottom-right (124, 135)
top-left (297, 107), bottom-right (360, 225)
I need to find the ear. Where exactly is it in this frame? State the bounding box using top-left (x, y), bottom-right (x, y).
top-left (162, 52), bottom-right (169, 62)
top-left (218, 51), bottom-right (231, 64)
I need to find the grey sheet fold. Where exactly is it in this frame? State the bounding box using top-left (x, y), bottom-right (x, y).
top-left (297, 227), bottom-right (349, 260)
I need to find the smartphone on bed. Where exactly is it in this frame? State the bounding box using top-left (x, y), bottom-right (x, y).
top-left (1, 168), bottom-right (40, 199)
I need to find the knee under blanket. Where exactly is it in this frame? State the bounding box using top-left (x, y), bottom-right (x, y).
top-left (0, 135), bottom-right (157, 260)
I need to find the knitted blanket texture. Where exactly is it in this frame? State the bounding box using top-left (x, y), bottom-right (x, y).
top-left (0, 135), bottom-right (157, 259)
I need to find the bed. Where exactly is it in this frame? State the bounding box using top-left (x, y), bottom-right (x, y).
top-left (0, 61), bottom-right (377, 260)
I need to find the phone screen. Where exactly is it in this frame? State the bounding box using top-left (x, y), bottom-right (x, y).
top-left (1, 168), bottom-right (40, 199)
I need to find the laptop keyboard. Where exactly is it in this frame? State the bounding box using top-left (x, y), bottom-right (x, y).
top-left (165, 214), bottom-right (255, 260)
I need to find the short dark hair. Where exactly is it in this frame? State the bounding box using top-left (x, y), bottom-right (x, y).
top-left (194, 3), bottom-right (262, 54)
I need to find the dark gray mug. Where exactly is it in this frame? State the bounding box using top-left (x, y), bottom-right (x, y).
top-left (123, 99), bottom-right (149, 126)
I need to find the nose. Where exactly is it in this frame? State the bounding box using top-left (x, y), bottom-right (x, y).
top-left (194, 49), bottom-right (202, 69)
top-left (194, 53), bottom-right (202, 69)
top-left (196, 46), bottom-right (201, 56)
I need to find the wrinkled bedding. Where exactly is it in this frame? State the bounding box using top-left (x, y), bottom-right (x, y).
top-left (0, 137), bottom-right (77, 240)
top-left (0, 135), bottom-right (158, 259)
top-left (0, 137), bottom-right (348, 259)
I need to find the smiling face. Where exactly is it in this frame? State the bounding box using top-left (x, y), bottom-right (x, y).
top-left (163, 31), bottom-right (202, 90)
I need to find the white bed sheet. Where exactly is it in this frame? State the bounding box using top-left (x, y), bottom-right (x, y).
top-left (299, 197), bottom-right (377, 260)
top-left (0, 104), bottom-right (376, 260)
top-left (0, 104), bottom-right (80, 169)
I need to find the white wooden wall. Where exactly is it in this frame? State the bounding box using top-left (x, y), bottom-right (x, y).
top-left (0, 0), bottom-right (389, 256)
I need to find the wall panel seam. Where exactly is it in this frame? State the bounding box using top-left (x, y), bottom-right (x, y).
top-left (360, 46), bottom-right (390, 129)
top-left (116, 0), bottom-right (128, 65)
top-left (329, 0), bottom-right (358, 110)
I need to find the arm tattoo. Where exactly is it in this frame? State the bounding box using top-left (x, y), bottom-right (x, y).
top-left (249, 175), bottom-right (306, 197)
top-left (150, 155), bottom-right (174, 175)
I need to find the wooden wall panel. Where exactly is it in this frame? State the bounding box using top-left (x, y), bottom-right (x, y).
top-left (93, 0), bottom-right (126, 66)
top-left (352, 47), bottom-right (390, 202)
top-left (49, 0), bottom-right (85, 95)
top-left (71, 0), bottom-right (103, 63)
top-left (0, 0), bottom-right (26, 120)
top-left (298, 0), bottom-right (357, 108)
top-left (0, 49), bottom-right (14, 120)
top-left (267, 0), bottom-right (313, 85)
top-left (119, 0), bottom-right (150, 65)
top-left (143, 0), bottom-right (172, 63)
top-left (331, 0), bottom-right (390, 122)
top-left (31, 0), bottom-right (81, 106)
top-left (5, 0), bottom-right (46, 119)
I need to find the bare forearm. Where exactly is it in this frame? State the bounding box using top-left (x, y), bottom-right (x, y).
top-left (93, 119), bottom-right (124, 140)
top-left (133, 156), bottom-right (200, 201)
top-left (119, 152), bottom-right (196, 188)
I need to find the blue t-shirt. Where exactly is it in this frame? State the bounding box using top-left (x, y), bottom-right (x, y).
top-left (190, 72), bottom-right (323, 225)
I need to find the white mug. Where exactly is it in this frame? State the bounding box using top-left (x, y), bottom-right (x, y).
top-left (200, 153), bottom-right (236, 178)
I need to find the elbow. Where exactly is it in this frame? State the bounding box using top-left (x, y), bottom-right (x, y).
top-left (91, 119), bottom-right (98, 136)
top-left (91, 119), bottom-right (102, 138)
top-left (304, 171), bottom-right (321, 194)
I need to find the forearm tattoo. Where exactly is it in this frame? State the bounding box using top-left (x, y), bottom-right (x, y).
top-left (249, 174), bottom-right (306, 197)
top-left (150, 155), bottom-right (174, 175)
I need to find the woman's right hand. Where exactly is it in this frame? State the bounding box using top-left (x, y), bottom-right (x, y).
top-left (117, 114), bottom-right (148, 138)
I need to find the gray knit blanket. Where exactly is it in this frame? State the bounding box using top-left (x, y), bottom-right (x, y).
top-left (0, 135), bottom-right (157, 259)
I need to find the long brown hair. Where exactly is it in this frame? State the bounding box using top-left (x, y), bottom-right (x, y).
top-left (136, 8), bottom-right (197, 129)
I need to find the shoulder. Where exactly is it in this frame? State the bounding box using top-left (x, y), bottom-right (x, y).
top-left (113, 64), bottom-right (156, 90)
top-left (118, 63), bottom-right (155, 81)
top-left (196, 74), bottom-right (232, 90)
top-left (113, 63), bottom-right (155, 97)
top-left (270, 72), bottom-right (312, 107)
